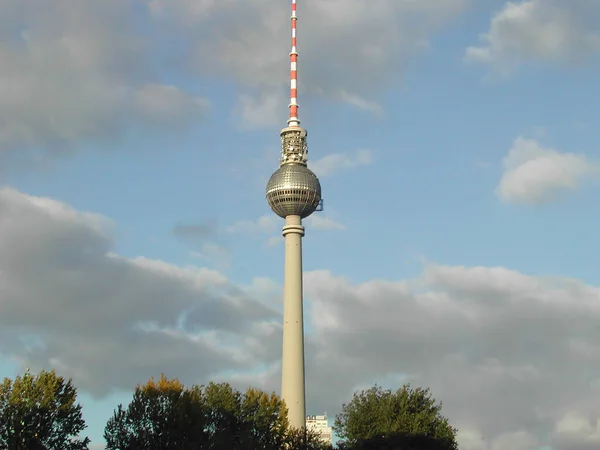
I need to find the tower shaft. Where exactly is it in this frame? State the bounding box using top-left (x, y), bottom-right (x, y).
top-left (281, 214), bottom-right (306, 430)
top-left (265, 0), bottom-right (321, 432)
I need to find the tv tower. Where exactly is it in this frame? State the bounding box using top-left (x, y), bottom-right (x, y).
top-left (265, 0), bottom-right (322, 431)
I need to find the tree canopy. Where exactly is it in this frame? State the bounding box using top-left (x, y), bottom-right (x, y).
top-left (201, 381), bottom-right (288, 450)
top-left (104, 374), bottom-right (208, 450)
top-left (0, 369), bottom-right (90, 450)
top-left (0, 368), bottom-right (458, 450)
top-left (104, 374), bottom-right (329, 450)
top-left (333, 384), bottom-right (457, 450)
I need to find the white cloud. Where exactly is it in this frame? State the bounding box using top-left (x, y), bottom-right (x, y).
top-left (490, 430), bottom-right (538, 450)
top-left (553, 411), bottom-right (600, 449)
top-left (337, 90), bottom-right (384, 116)
top-left (234, 91), bottom-right (286, 130)
top-left (227, 213), bottom-right (344, 249)
top-left (305, 215), bottom-right (346, 231)
top-left (456, 428), bottom-right (486, 450)
top-left (5, 188), bottom-right (600, 448)
top-left (226, 215), bottom-right (279, 234)
top-left (150, 0), bottom-right (471, 119)
top-left (465, 0), bottom-right (600, 74)
top-left (0, 0), bottom-right (472, 156)
top-left (190, 242), bottom-right (231, 272)
top-left (0, 0), bottom-right (209, 161)
top-left (265, 236), bottom-right (282, 248)
top-left (556, 411), bottom-right (600, 441)
top-left (0, 188), bottom-right (279, 396)
top-left (300, 265), bottom-right (600, 449)
top-left (135, 83), bottom-right (209, 127)
top-left (311, 149), bottom-right (372, 177)
top-left (226, 215), bottom-right (280, 248)
top-left (496, 137), bottom-right (599, 204)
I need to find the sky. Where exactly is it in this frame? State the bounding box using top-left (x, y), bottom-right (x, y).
top-left (0, 0), bottom-right (600, 449)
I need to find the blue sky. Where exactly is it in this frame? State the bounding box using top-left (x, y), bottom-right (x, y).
top-left (1, 1), bottom-right (600, 449)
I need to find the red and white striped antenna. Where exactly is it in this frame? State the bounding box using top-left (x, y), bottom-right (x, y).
top-left (288, 0), bottom-right (300, 127)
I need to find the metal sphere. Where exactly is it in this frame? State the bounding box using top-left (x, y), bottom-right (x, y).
top-left (266, 163), bottom-right (321, 219)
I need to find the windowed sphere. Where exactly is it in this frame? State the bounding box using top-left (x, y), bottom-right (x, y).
top-left (266, 163), bottom-right (321, 219)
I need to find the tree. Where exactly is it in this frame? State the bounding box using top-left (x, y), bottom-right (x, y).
top-left (333, 384), bottom-right (457, 450)
top-left (104, 376), bottom-right (296, 450)
top-left (0, 369), bottom-right (90, 450)
top-left (286, 426), bottom-right (334, 450)
top-left (201, 381), bottom-right (330, 450)
top-left (201, 382), bottom-right (291, 450)
top-left (104, 374), bottom-right (208, 450)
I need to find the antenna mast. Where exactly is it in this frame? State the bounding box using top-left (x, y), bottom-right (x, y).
top-left (279, 0), bottom-right (308, 165)
top-left (288, 0), bottom-right (299, 127)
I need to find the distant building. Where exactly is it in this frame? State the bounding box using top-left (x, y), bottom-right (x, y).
top-left (306, 414), bottom-right (333, 445)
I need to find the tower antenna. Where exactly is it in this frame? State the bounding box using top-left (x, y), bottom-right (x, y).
top-left (288, 0), bottom-right (300, 127)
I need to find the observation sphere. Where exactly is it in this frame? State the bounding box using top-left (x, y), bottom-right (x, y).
top-left (266, 163), bottom-right (321, 219)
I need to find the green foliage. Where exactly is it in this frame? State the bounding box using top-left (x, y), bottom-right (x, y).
top-left (286, 426), bottom-right (335, 450)
top-left (333, 384), bottom-right (457, 450)
top-left (104, 375), bottom-right (302, 450)
top-left (0, 369), bottom-right (90, 450)
top-left (202, 382), bottom-right (242, 449)
top-left (104, 374), bottom-right (208, 450)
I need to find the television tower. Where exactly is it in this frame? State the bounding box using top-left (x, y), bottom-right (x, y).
top-left (265, 0), bottom-right (322, 431)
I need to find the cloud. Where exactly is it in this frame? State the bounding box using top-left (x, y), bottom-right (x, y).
top-left (305, 215), bottom-right (346, 231)
top-left (553, 411), bottom-right (600, 449)
top-left (495, 137), bottom-right (599, 204)
top-left (489, 431), bottom-right (538, 450)
top-left (311, 149), bottom-right (372, 177)
top-left (234, 91), bottom-right (286, 130)
top-left (0, 188), bottom-right (278, 396)
top-left (465, 0), bottom-right (600, 74)
top-left (190, 242), bottom-right (232, 272)
top-left (150, 0), bottom-right (471, 118)
top-left (227, 213), bottom-right (344, 248)
top-left (226, 215), bottom-right (279, 234)
top-left (134, 83), bottom-right (209, 127)
top-left (173, 220), bottom-right (219, 239)
top-left (266, 235), bottom-right (282, 248)
top-left (337, 90), bottom-right (384, 116)
top-left (0, 0), bottom-right (208, 163)
top-left (455, 429), bottom-right (486, 450)
top-left (173, 220), bottom-right (231, 270)
top-left (177, 214), bottom-right (345, 260)
top-left (5, 188), bottom-right (600, 448)
top-left (0, 0), bottom-right (471, 157)
top-left (214, 262), bottom-right (600, 450)
top-left (300, 265), bottom-right (600, 450)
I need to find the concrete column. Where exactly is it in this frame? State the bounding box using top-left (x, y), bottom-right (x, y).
top-left (281, 214), bottom-right (306, 430)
